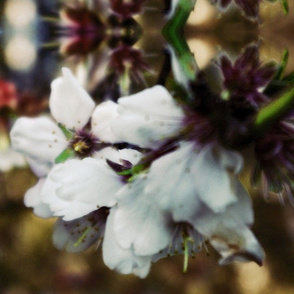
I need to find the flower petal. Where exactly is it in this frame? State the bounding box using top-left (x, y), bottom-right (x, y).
top-left (91, 101), bottom-right (119, 142)
top-left (24, 179), bottom-right (53, 218)
top-left (53, 208), bottom-right (108, 252)
top-left (146, 143), bottom-right (203, 222)
top-left (111, 86), bottom-right (184, 148)
top-left (191, 144), bottom-right (241, 212)
top-left (191, 182), bottom-right (263, 265)
top-left (114, 178), bottom-right (173, 255)
top-left (43, 158), bottom-right (122, 221)
top-left (103, 208), bottom-right (151, 278)
top-left (0, 146), bottom-right (27, 172)
top-left (10, 117), bottom-right (67, 165)
top-left (94, 147), bottom-right (142, 166)
top-left (147, 142), bottom-right (241, 221)
top-left (50, 67), bottom-right (95, 129)
top-left (215, 226), bottom-right (264, 266)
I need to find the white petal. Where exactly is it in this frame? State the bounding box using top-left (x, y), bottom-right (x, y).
top-left (91, 101), bottom-right (119, 142)
top-left (10, 117), bottom-right (67, 165)
top-left (152, 225), bottom-right (204, 262)
top-left (43, 158), bottom-right (122, 221)
top-left (24, 179), bottom-right (53, 218)
top-left (26, 157), bottom-right (52, 177)
top-left (94, 147), bottom-right (142, 166)
top-left (112, 86), bottom-right (184, 148)
top-left (0, 146), bottom-right (27, 172)
top-left (146, 142), bottom-right (243, 223)
top-left (190, 182), bottom-right (263, 265)
top-left (53, 209), bottom-right (107, 252)
top-left (215, 226), bottom-right (265, 266)
top-left (114, 178), bottom-right (173, 255)
top-left (191, 144), bottom-right (239, 213)
top-left (103, 208), bottom-right (151, 278)
top-left (146, 143), bottom-right (202, 222)
top-left (50, 67), bottom-right (95, 129)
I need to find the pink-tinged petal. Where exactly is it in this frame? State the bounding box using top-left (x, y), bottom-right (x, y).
top-left (114, 179), bottom-right (173, 256)
top-left (103, 208), bottom-right (151, 278)
top-left (24, 179), bottom-right (53, 218)
top-left (112, 86), bottom-right (184, 148)
top-left (50, 67), bottom-right (95, 129)
top-left (91, 101), bottom-right (119, 142)
top-left (10, 117), bottom-right (68, 165)
top-left (43, 158), bottom-right (122, 221)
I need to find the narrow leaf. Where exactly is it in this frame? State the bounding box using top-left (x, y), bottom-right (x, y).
top-left (58, 123), bottom-right (74, 140)
top-left (55, 148), bottom-right (75, 163)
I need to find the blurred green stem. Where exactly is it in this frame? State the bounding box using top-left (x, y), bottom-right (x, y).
top-left (254, 86), bottom-right (294, 137)
top-left (162, 0), bottom-right (197, 82)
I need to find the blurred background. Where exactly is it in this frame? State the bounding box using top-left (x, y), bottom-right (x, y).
top-left (1, 0), bottom-right (294, 293)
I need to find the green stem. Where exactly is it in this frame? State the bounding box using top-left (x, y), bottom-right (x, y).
top-left (162, 0), bottom-right (197, 83)
top-left (163, 0), bottom-right (196, 33)
top-left (254, 87), bottom-right (294, 137)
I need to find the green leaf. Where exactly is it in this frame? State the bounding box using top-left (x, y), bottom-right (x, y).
top-left (57, 123), bottom-right (74, 140)
top-left (55, 148), bottom-right (75, 163)
top-left (117, 169), bottom-right (133, 176)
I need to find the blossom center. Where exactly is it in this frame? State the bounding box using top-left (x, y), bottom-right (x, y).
top-left (73, 140), bottom-right (89, 153)
top-left (69, 130), bottom-right (99, 157)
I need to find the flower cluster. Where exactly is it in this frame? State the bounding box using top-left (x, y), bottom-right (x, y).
top-left (10, 65), bottom-right (267, 277)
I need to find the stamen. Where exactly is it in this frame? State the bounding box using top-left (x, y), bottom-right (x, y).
top-left (74, 227), bottom-right (91, 248)
top-left (182, 234), bottom-right (194, 273)
top-left (73, 140), bottom-right (89, 153)
top-left (183, 236), bottom-right (189, 273)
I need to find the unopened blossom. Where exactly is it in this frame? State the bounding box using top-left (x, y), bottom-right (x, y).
top-left (253, 120), bottom-right (294, 203)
